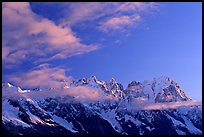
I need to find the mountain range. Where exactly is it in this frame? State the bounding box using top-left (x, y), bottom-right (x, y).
top-left (2, 76), bottom-right (202, 135)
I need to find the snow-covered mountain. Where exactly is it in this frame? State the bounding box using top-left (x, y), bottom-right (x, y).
top-left (125, 76), bottom-right (190, 103)
top-left (70, 76), bottom-right (190, 103)
top-left (2, 76), bottom-right (202, 135)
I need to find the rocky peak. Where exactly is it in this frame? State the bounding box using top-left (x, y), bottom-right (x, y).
top-left (127, 81), bottom-right (141, 87)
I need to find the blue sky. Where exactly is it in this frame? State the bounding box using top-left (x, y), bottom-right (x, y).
top-left (2, 2), bottom-right (202, 101)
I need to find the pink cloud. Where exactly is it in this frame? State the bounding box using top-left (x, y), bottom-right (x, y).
top-left (3, 84), bottom-right (115, 103)
top-left (8, 64), bottom-right (72, 89)
top-left (64, 86), bottom-right (116, 102)
top-left (65, 86), bottom-right (101, 101)
top-left (116, 2), bottom-right (158, 13)
top-left (143, 100), bottom-right (201, 110)
top-left (28, 19), bottom-right (79, 47)
top-left (2, 47), bottom-right (9, 60)
top-left (2, 2), bottom-right (98, 65)
top-left (100, 15), bottom-right (141, 32)
top-left (4, 50), bottom-right (28, 64)
top-left (2, 2), bottom-right (158, 65)
top-left (2, 2), bottom-right (31, 15)
top-left (58, 2), bottom-right (157, 32)
top-left (59, 2), bottom-right (117, 27)
top-left (116, 2), bottom-right (144, 12)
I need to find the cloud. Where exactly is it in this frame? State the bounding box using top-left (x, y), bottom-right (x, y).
top-left (2, 2), bottom-right (157, 65)
top-left (100, 15), bottom-right (141, 32)
top-left (98, 2), bottom-right (157, 32)
top-left (59, 2), bottom-right (121, 27)
top-left (60, 2), bottom-right (105, 26)
top-left (2, 47), bottom-right (9, 60)
top-left (7, 64), bottom-right (72, 89)
top-left (3, 83), bottom-right (114, 103)
top-left (2, 2), bottom-right (98, 65)
top-left (116, 2), bottom-right (158, 13)
top-left (63, 86), bottom-right (114, 102)
top-left (58, 2), bottom-right (157, 32)
top-left (123, 99), bottom-right (202, 111)
top-left (143, 100), bottom-right (202, 110)
top-left (116, 2), bottom-right (144, 12)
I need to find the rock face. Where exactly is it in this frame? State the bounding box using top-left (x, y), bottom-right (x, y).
top-left (2, 76), bottom-right (202, 135)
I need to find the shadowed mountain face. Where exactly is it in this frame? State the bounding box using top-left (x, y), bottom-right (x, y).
top-left (2, 76), bottom-right (202, 135)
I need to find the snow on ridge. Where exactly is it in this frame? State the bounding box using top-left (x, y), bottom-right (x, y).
top-left (99, 109), bottom-right (123, 133)
top-left (2, 100), bottom-right (31, 128)
top-left (48, 112), bottom-right (78, 133)
top-left (26, 111), bottom-right (44, 124)
top-left (7, 83), bottom-right (14, 87)
top-left (181, 115), bottom-right (202, 134)
top-left (124, 114), bottom-right (143, 127)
